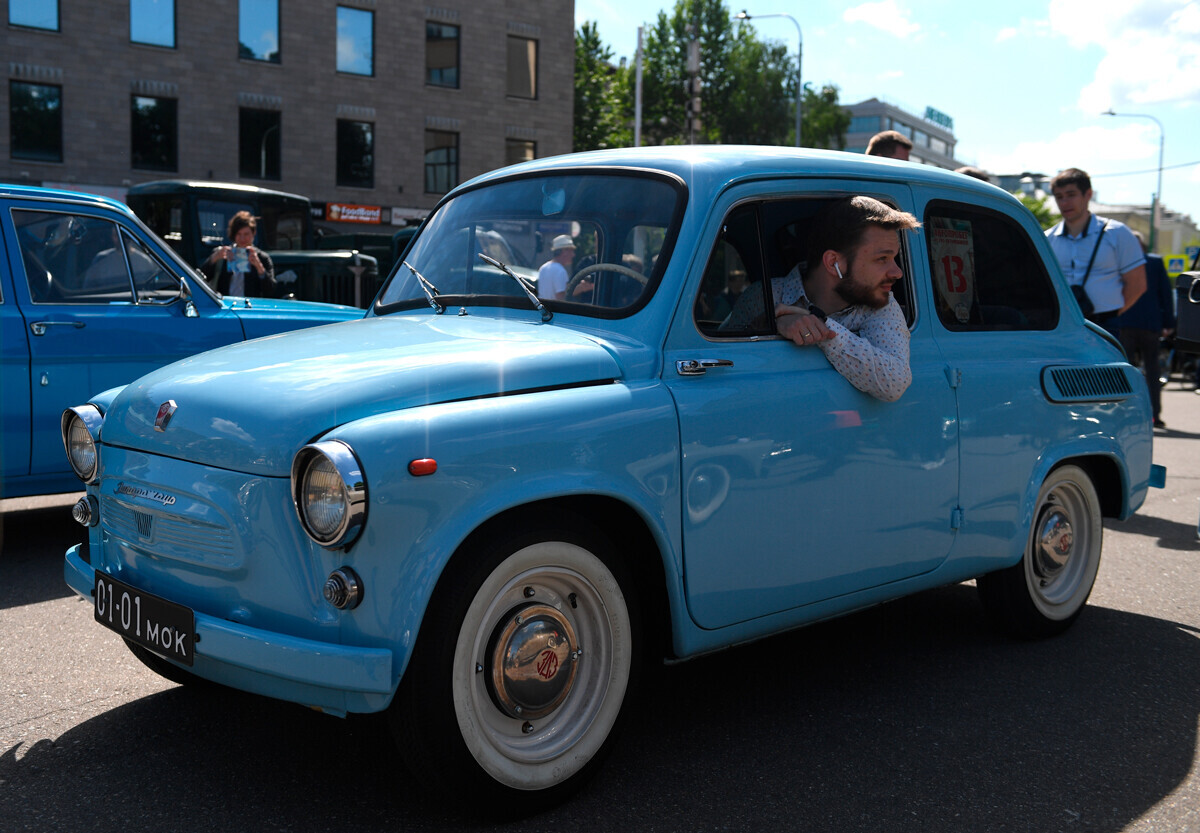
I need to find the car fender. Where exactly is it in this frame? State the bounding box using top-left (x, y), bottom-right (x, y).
top-left (315, 380), bottom-right (686, 684)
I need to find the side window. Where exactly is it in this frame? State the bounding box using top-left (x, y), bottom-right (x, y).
top-left (124, 230), bottom-right (181, 302)
top-left (696, 203), bottom-right (770, 337)
top-left (14, 210), bottom-right (135, 304)
top-left (925, 201), bottom-right (1059, 331)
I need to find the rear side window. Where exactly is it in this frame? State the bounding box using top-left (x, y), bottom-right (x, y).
top-left (925, 200), bottom-right (1059, 331)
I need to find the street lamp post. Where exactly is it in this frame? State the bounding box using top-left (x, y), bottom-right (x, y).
top-left (1102, 109), bottom-right (1165, 251)
top-left (735, 10), bottom-right (802, 147)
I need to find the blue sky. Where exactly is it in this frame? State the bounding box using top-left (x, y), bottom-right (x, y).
top-left (575, 0), bottom-right (1200, 239)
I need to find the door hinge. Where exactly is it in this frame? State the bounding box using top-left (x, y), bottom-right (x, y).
top-left (944, 366), bottom-right (962, 389)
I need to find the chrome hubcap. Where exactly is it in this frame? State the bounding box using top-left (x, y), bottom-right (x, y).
top-left (1034, 503), bottom-right (1073, 582)
top-left (487, 603), bottom-right (579, 720)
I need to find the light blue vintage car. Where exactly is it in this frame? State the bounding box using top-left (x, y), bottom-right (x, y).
top-left (62, 147), bottom-right (1164, 809)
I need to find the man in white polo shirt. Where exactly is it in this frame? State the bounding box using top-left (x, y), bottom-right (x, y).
top-left (1046, 167), bottom-right (1145, 336)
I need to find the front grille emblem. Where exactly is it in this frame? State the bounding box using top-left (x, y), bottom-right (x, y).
top-left (135, 511), bottom-right (154, 539)
top-left (154, 400), bottom-right (177, 432)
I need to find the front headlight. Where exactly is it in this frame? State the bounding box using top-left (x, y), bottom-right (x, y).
top-left (61, 405), bottom-right (104, 484)
top-left (291, 441), bottom-right (367, 548)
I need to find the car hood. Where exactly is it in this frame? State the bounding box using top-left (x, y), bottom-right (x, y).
top-left (100, 315), bottom-right (624, 475)
top-left (220, 296), bottom-right (364, 338)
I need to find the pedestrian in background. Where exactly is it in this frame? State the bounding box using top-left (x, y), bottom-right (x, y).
top-left (1045, 168), bottom-right (1146, 337)
top-left (866, 130), bottom-right (913, 161)
top-left (1116, 230), bottom-right (1175, 429)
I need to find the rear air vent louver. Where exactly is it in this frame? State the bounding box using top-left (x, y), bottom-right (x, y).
top-left (1043, 365), bottom-right (1134, 402)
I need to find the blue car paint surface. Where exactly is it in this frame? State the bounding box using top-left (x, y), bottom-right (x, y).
top-left (0, 183), bottom-right (362, 498)
top-left (62, 147), bottom-right (1158, 764)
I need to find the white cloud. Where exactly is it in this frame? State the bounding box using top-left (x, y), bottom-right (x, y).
top-left (980, 123), bottom-right (1166, 206)
top-left (1049, 0), bottom-right (1200, 110)
top-left (842, 1), bottom-right (920, 38)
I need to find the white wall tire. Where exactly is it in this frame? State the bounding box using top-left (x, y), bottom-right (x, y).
top-left (392, 522), bottom-right (637, 809)
top-left (979, 465), bottom-right (1102, 638)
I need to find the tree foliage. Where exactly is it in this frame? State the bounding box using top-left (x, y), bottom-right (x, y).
top-left (574, 0), bottom-right (849, 150)
top-left (1015, 192), bottom-right (1057, 230)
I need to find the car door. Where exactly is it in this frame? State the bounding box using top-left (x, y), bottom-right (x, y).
top-left (663, 183), bottom-right (960, 630)
top-left (1, 198), bottom-right (244, 478)
top-left (0, 232), bottom-right (32, 488)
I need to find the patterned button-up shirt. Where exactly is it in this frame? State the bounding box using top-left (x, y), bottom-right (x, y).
top-left (773, 268), bottom-right (912, 402)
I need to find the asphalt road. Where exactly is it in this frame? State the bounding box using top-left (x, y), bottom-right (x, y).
top-left (3, 384), bottom-right (1199, 832)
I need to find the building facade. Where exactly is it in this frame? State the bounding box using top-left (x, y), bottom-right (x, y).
top-left (844, 97), bottom-right (961, 170)
top-left (3, 0), bottom-right (574, 232)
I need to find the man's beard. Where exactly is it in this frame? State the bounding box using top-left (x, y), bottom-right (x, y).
top-left (834, 264), bottom-right (889, 310)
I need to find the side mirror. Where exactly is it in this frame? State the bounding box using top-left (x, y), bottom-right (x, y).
top-left (184, 300), bottom-right (199, 318)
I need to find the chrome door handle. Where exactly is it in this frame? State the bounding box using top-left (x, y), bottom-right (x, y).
top-left (31, 320), bottom-right (86, 336)
top-left (676, 358), bottom-right (734, 376)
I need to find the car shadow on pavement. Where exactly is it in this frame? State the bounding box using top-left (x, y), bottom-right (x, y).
top-left (2, 584), bottom-right (1197, 832)
top-left (0, 503), bottom-right (87, 610)
top-left (1109, 513), bottom-right (1200, 552)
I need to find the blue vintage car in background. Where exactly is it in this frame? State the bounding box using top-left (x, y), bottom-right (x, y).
top-left (0, 184), bottom-right (362, 498)
top-left (61, 147), bottom-right (1163, 811)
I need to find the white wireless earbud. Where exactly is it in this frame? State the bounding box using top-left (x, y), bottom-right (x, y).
top-left (834, 262), bottom-right (845, 280)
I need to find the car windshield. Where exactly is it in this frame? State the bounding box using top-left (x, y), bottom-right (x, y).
top-left (376, 171), bottom-right (684, 317)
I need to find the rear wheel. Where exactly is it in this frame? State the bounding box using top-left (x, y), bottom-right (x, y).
top-left (978, 465), bottom-right (1102, 638)
top-left (391, 522), bottom-right (638, 810)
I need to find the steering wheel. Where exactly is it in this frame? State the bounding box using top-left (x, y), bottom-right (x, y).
top-left (565, 262), bottom-right (648, 302)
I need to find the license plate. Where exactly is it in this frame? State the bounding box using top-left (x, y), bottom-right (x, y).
top-left (94, 573), bottom-right (195, 666)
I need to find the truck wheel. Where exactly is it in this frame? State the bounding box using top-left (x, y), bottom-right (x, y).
top-left (979, 465), bottom-right (1102, 638)
top-left (391, 523), bottom-right (638, 811)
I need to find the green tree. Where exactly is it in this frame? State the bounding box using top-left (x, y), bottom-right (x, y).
top-left (1016, 192), bottom-right (1057, 230)
top-left (576, 22), bottom-right (622, 151)
top-left (802, 83), bottom-right (851, 150)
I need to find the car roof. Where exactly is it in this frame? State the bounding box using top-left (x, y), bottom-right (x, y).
top-left (458, 145), bottom-right (1009, 205)
top-left (0, 182), bottom-right (133, 214)
top-left (125, 179), bottom-right (311, 203)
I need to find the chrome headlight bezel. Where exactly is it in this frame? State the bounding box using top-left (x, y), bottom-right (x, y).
top-left (291, 440), bottom-right (367, 549)
top-left (61, 405), bottom-right (104, 484)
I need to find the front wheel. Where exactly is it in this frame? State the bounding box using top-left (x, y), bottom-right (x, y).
top-left (978, 465), bottom-right (1102, 638)
top-left (391, 523), bottom-right (638, 810)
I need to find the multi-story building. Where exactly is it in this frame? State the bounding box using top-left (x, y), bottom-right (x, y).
top-left (844, 97), bottom-right (961, 170)
top-left (3, 0), bottom-right (573, 233)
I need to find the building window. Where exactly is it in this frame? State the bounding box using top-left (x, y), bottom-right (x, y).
top-left (131, 95), bottom-right (177, 171)
top-left (10, 81), bottom-right (63, 162)
top-left (424, 130), bottom-right (458, 194)
top-left (929, 137), bottom-right (948, 156)
top-left (239, 108), bottom-right (281, 180)
top-left (505, 139), bottom-right (535, 166)
top-left (848, 115), bottom-right (881, 134)
top-left (426, 22), bottom-right (460, 88)
top-left (337, 120), bottom-right (374, 188)
top-left (9, 0), bottom-right (58, 30)
top-left (239, 0), bottom-right (280, 63)
top-left (506, 36), bottom-right (537, 99)
top-left (130, 0), bottom-right (175, 47)
top-left (336, 6), bottom-right (373, 76)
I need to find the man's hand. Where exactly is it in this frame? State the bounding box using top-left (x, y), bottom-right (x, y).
top-left (775, 304), bottom-right (834, 346)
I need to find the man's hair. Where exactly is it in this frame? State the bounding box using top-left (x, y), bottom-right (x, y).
top-left (1050, 167), bottom-right (1091, 194)
top-left (227, 210), bottom-right (258, 239)
top-left (805, 196), bottom-right (921, 270)
top-left (955, 166), bottom-right (991, 182)
top-left (866, 130), bottom-right (914, 157)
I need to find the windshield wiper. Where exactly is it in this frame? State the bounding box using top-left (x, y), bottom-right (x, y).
top-left (478, 253), bottom-right (551, 322)
top-left (403, 260), bottom-right (444, 314)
